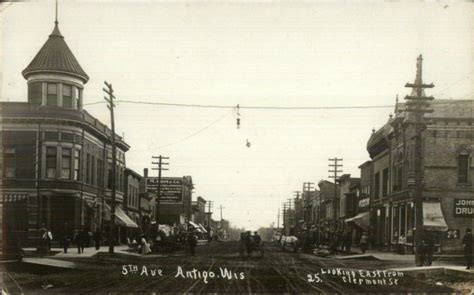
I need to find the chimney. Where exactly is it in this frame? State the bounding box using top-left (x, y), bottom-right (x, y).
top-left (144, 168), bottom-right (148, 178)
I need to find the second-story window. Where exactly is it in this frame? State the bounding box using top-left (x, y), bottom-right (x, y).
top-left (74, 149), bottom-right (80, 180)
top-left (382, 168), bottom-right (389, 197)
top-left (62, 84), bottom-right (73, 108)
top-left (61, 148), bottom-right (72, 179)
top-left (374, 172), bottom-right (380, 199)
top-left (4, 147), bottom-right (16, 178)
top-left (46, 147), bottom-right (57, 179)
top-left (46, 83), bottom-right (58, 106)
top-left (458, 154), bottom-right (470, 184)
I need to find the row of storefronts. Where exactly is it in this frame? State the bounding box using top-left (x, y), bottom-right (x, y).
top-left (284, 57), bottom-right (473, 253)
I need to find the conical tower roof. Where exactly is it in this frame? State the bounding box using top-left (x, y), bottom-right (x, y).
top-left (22, 23), bottom-right (89, 83)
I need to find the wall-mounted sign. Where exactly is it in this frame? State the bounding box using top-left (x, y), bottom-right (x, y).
top-left (146, 177), bottom-right (183, 204)
top-left (453, 199), bottom-right (474, 217)
top-left (359, 198), bottom-right (370, 208)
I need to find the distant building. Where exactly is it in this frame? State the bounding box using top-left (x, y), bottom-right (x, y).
top-left (143, 171), bottom-right (193, 226)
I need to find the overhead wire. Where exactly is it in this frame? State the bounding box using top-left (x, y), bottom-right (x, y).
top-left (83, 99), bottom-right (395, 110)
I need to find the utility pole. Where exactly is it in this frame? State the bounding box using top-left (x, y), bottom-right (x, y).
top-left (151, 156), bottom-right (169, 223)
top-left (303, 182), bottom-right (315, 223)
top-left (218, 205), bottom-right (225, 221)
top-left (277, 207), bottom-right (280, 230)
top-left (282, 203), bottom-right (287, 235)
top-left (287, 198), bottom-right (293, 235)
top-left (207, 200), bottom-right (214, 229)
top-left (329, 158), bottom-right (343, 231)
top-left (293, 191), bottom-right (301, 226)
top-left (404, 54), bottom-right (434, 266)
top-left (103, 81), bottom-right (117, 254)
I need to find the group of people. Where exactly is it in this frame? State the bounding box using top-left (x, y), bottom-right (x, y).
top-left (128, 230), bottom-right (200, 256)
top-left (37, 223), bottom-right (105, 255)
top-left (239, 231), bottom-right (262, 258)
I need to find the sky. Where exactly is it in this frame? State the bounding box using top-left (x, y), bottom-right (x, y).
top-left (1, 0), bottom-right (473, 230)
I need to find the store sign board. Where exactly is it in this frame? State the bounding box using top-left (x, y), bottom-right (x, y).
top-left (146, 177), bottom-right (183, 204)
top-left (359, 198), bottom-right (370, 208)
top-left (453, 199), bottom-right (474, 217)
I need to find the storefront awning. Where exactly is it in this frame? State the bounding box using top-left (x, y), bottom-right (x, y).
top-left (198, 223), bottom-right (208, 233)
top-left (188, 221), bottom-right (205, 233)
top-left (345, 212), bottom-right (370, 231)
top-left (423, 202), bottom-right (448, 231)
top-left (104, 204), bottom-right (139, 228)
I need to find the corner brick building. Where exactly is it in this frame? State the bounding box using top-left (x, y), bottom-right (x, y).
top-left (366, 58), bottom-right (473, 253)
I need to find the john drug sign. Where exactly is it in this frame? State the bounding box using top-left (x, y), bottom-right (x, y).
top-left (454, 199), bottom-right (474, 217)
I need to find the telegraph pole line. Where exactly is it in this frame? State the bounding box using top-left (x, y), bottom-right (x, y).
top-left (303, 182), bottom-right (315, 222)
top-left (404, 54), bottom-right (434, 266)
top-left (282, 203), bottom-right (287, 235)
top-left (218, 205), bottom-right (225, 221)
top-left (207, 200), bottom-right (214, 228)
top-left (277, 207), bottom-right (280, 230)
top-left (328, 158), bottom-right (343, 230)
top-left (151, 155), bottom-right (169, 223)
top-left (103, 81), bottom-right (117, 254)
top-left (293, 191), bottom-right (301, 226)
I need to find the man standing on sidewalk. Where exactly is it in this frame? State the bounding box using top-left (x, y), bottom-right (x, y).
top-left (462, 228), bottom-right (472, 270)
top-left (93, 228), bottom-right (102, 251)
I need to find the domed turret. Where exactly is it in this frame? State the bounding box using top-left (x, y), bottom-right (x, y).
top-left (22, 19), bottom-right (88, 110)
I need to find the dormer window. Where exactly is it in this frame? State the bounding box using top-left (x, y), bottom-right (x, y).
top-left (47, 83), bottom-right (58, 106)
top-left (63, 84), bottom-right (73, 108)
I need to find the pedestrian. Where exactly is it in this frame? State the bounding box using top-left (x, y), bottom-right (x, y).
top-left (424, 232), bottom-right (434, 266)
top-left (344, 231), bottom-right (352, 253)
top-left (462, 228), bottom-right (473, 270)
top-left (417, 238), bottom-right (426, 267)
top-left (93, 228), bottom-right (102, 251)
top-left (79, 226), bottom-right (88, 253)
top-left (253, 231), bottom-right (262, 245)
top-left (188, 233), bottom-right (197, 256)
top-left (398, 234), bottom-right (406, 255)
top-left (239, 232), bottom-right (246, 258)
top-left (74, 230), bottom-right (82, 254)
top-left (360, 232), bottom-right (369, 254)
top-left (141, 235), bottom-right (151, 255)
top-left (62, 223), bottom-right (70, 254)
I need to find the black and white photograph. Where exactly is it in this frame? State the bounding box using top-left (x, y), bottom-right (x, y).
top-left (0, 0), bottom-right (473, 293)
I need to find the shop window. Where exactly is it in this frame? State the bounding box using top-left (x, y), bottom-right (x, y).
top-left (46, 147), bottom-right (57, 179)
top-left (61, 148), bottom-right (72, 179)
top-left (458, 154), bottom-right (470, 184)
top-left (74, 149), bottom-right (80, 180)
top-left (46, 83), bottom-right (58, 106)
top-left (62, 84), bottom-right (73, 108)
